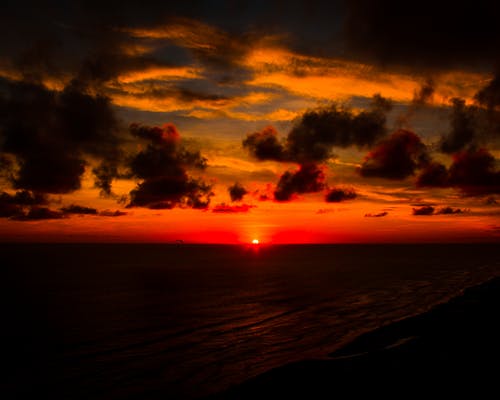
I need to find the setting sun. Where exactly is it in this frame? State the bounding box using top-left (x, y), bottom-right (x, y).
top-left (252, 239), bottom-right (259, 245)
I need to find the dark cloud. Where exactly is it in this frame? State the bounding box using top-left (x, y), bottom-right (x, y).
top-left (60, 205), bottom-right (98, 215)
top-left (359, 129), bottom-right (428, 179)
top-left (475, 74), bottom-right (500, 109)
top-left (474, 76), bottom-right (500, 146)
top-left (11, 206), bottom-right (65, 220)
top-left (212, 203), bottom-right (255, 213)
top-left (485, 196), bottom-right (498, 205)
top-left (0, 190), bottom-right (47, 206)
top-left (274, 163), bottom-right (325, 201)
top-left (413, 78), bottom-right (435, 106)
top-left (343, 1), bottom-right (500, 70)
top-left (0, 190), bottom-right (48, 218)
top-left (440, 93), bottom-right (500, 154)
top-left (416, 162), bottom-right (449, 188)
top-left (134, 85), bottom-right (229, 103)
top-left (411, 202), bottom-right (436, 207)
top-left (411, 206), bottom-right (468, 216)
top-left (156, 18), bottom-right (255, 83)
top-left (128, 177), bottom-right (212, 209)
top-left (4, 1), bottom-right (500, 83)
top-left (412, 206), bottom-right (435, 216)
top-left (436, 207), bottom-right (467, 215)
top-left (0, 202), bottom-right (23, 218)
top-left (99, 209), bottom-right (128, 217)
top-left (0, 193), bottom-right (23, 218)
top-left (325, 187), bottom-right (357, 202)
top-left (418, 149), bottom-right (500, 195)
top-left (0, 0), bottom-right (184, 88)
top-left (364, 211), bottom-right (388, 217)
top-left (243, 96), bottom-right (391, 163)
top-left (448, 149), bottom-right (500, 195)
top-left (228, 182), bottom-right (248, 202)
top-left (0, 1), bottom-right (344, 77)
top-left (396, 79), bottom-right (436, 128)
top-left (0, 155), bottom-right (14, 181)
top-left (0, 80), bottom-right (122, 194)
top-left (440, 99), bottom-right (480, 154)
top-left (92, 162), bottom-right (121, 197)
top-left (243, 126), bottom-right (286, 161)
top-left (130, 122), bottom-right (179, 146)
top-left (285, 95), bottom-right (391, 163)
top-left (127, 123), bottom-right (212, 209)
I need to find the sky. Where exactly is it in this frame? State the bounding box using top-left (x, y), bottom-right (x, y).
top-left (0, 0), bottom-right (499, 243)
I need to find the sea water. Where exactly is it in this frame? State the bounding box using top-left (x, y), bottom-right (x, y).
top-left (1, 243), bottom-right (498, 399)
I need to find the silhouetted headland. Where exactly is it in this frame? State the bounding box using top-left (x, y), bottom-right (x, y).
top-left (214, 276), bottom-right (500, 398)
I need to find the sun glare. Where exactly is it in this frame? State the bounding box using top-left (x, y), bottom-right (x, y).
top-left (252, 239), bottom-right (259, 245)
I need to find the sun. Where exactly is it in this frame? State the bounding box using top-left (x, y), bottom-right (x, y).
top-left (252, 239), bottom-right (259, 245)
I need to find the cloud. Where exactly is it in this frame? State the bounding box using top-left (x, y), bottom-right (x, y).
top-left (416, 162), bottom-right (449, 187)
top-left (485, 196), bottom-right (498, 205)
top-left (440, 94), bottom-right (500, 154)
top-left (242, 126), bottom-right (286, 161)
top-left (0, 79), bottom-right (122, 194)
top-left (0, 194), bottom-right (23, 218)
top-left (436, 207), bottom-right (467, 215)
top-left (228, 182), bottom-right (248, 202)
top-left (128, 19), bottom-right (245, 62)
top-left (325, 187), bottom-right (357, 202)
top-left (0, 190), bottom-right (47, 206)
top-left (475, 73), bottom-right (500, 109)
top-left (0, 190), bottom-right (48, 218)
top-left (396, 78), bottom-right (436, 127)
top-left (286, 95), bottom-right (391, 162)
top-left (418, 148), bottom-right (500, 195)
top-left (127, 123), bottom-right (213, 209)
top-left (343, 1), bottom-right (500, 70)
top-left (60, 205), bottom-right (98, 215)
top-left (359, 129), bottom-right (428, 179)
top-left (212, 203), bottom-right (255, 213)
top-left (243, 95), bottom-right (391, 163)
top-left (412, 78), bottom-right (435, 106)
top-left (448, 148), bottom-right (500, 195)
top-left (274, 163), bottom-right (325, 201)
top-left (11, 206), bottom-right (65, 220)
top-left (412, 205), bottom-right (467, 216)
top-left (242, 96), bottom-right (392, 202)
top-left (365, 211), bottom-right (388, 217)
top-left (92, 162), bottom-right (121, 197)
top-left (440, 99), bottom-right (480, 154)
top-left (412, 206), bottom-right (435, 216)
top-left (59, 205), bottom-right (127, 217)
top-left (99, 209), bottom-right (128, 217)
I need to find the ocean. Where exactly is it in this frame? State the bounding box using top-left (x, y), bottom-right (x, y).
top-left (1, 243), bottom-right (499, 399)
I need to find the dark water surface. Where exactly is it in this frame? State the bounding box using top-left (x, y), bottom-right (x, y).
top-left (1, 244), bottom-right (499, 399)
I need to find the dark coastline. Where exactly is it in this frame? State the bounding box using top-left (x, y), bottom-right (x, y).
top-left (214, 276), bottom-right (500, 398)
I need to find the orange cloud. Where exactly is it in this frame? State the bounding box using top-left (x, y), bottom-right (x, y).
top-left (245, 46), bottom-right (489, 104)
top-left (116, 66), bottom-right (201, 84)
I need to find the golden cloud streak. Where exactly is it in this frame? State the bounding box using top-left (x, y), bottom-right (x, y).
top-left (116, 66), bottom-right (201, 83)
top-left (111, 89), bottom-right (277, 115)
top-left (245, 46), bottom-right (489, 104)
top-left (125, 19), bottom-right (235, 51)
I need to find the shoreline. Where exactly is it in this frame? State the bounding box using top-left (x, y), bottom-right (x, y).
top-left (213, 275), bottom-right (500, 398)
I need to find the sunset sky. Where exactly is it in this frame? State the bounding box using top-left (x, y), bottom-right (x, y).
top-left (0, 0), bottom-right (499, 243)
